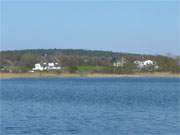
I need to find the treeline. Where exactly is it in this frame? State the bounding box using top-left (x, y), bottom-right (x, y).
top-left (0, 49), bottom-right (179, 73)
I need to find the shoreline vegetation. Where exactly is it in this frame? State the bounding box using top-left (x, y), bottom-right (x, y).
top-left (1, 72), bottom-right (180, 79)
top-left (1, 49), bottom-right (180, 78)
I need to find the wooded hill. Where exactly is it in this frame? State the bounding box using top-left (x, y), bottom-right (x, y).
top-left (0, 49), bottom-right (179, 73)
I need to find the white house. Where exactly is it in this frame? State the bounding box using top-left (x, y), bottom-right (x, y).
top-left (48, 63), bottom-right (55, 67)
top-left (32, 62), bottom-right (61, 71)
top-left (134, 60), bottom-right (144, 68)
top-left (32, 63), bottom-right (44, 71)
top-left (113, 61), bottom-right (123, 67)
top-left (134, 60), bottom-right (158, 69)
top-left (113, 57), bottom-right (127, 67)
top-left (46, 62), bottom-right (61, 70)
top-left (143, 60), bottom-right (154, 66)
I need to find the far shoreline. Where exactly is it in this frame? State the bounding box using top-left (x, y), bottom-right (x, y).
top-left (0, 72), bottom-right (180, 79)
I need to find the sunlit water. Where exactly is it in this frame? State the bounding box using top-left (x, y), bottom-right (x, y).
top-left (0, 77), bottom-right (179, 135)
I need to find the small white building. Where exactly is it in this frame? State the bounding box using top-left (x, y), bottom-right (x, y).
top-left (32, 63), bottom-right (44, 71)
top-left (48, 63), bottom-right (55, 67)
top-left (32, 62), bottom-right (61, 71)
top-left (113, 61), bottom-right (123, 67)
top-left (134, 60), bottom-right (158, 69)
top-left (143, 60), bottom-right (154, 66)
top-left (134, 60), bottom-right (144, 68)
top-left (113, 57), bottom-right (127, 67)
top-left (47, 62), bottom-right (61, 70)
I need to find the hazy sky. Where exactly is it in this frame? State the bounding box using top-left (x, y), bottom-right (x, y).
top-left (1, 0), bottom-right (179, 55)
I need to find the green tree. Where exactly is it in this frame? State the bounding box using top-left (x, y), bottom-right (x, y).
top-left (19, 53), bottom-right (38, 67)
top-left (68, 66), bottom-right (78, 73)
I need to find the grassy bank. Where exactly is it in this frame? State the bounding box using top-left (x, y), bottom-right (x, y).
top-left (0, 72), bottom-right (180, 79)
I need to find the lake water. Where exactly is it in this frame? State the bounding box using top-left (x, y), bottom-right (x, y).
top-left (0, 77), bottom-right (179, 135)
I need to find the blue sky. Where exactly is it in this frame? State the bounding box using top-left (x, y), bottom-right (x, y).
top-left (1, 1), bottom-right (179, 55)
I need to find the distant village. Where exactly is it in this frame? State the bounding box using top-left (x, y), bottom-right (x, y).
top-left (114, 57), bottom-right (158, 69)
top-left (1, 49), bottom-right (179, 73)
top-left (31, 57), bottom-right (159, 72)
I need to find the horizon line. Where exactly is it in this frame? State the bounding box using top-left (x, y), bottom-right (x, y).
top-left (1, 48), bottom-right (179, 57)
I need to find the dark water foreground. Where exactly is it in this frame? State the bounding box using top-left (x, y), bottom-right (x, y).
top-left (0, 77), bottom-right (179, 135)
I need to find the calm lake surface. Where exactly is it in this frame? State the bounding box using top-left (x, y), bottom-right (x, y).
top-left (0, 77), bottom-right (179, 135)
